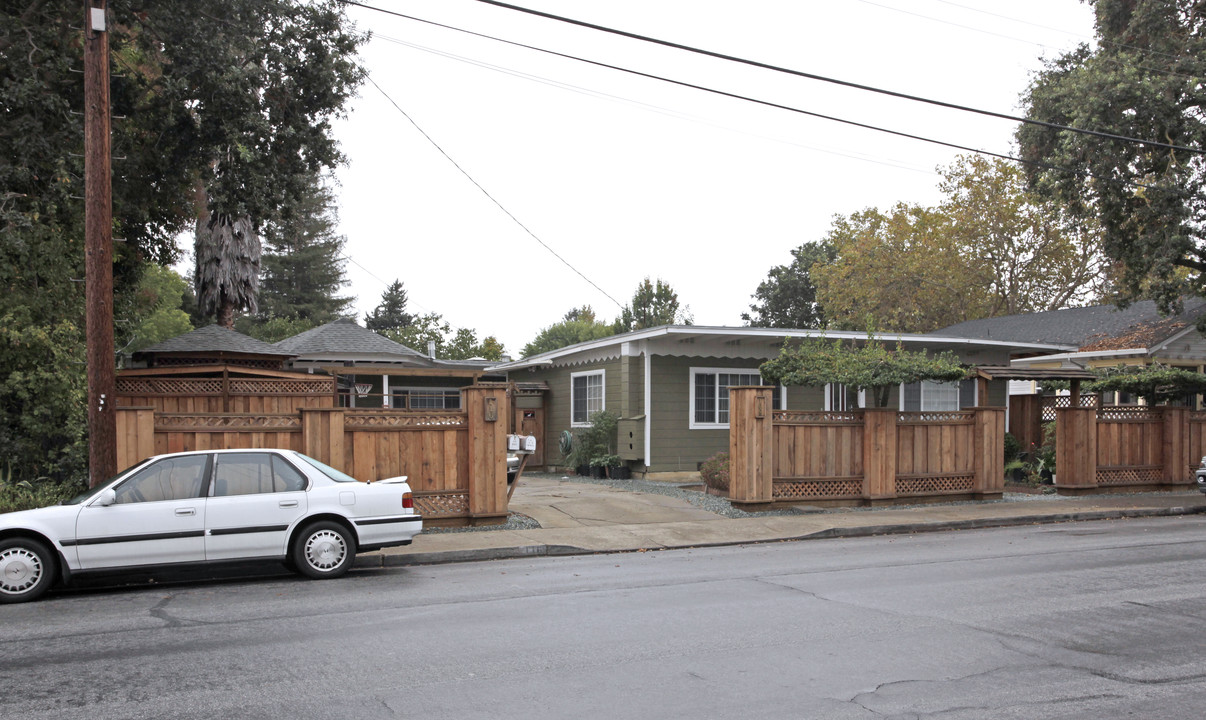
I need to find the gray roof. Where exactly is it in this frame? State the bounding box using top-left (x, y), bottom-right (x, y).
top-left (138, 324), bottom-right (294, 357)
top-left (928, 299), bottom-right (1206, 349)
top-left (273, 318), bottom-right (427, 358)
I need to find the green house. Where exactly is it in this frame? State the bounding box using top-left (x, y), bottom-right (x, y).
top-left (488, 326), bottom-right (1068, 478)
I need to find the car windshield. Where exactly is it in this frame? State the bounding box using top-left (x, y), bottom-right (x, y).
top-left (295, 453), bottom-right (359, 483)
top-left (62, 459), bottom-right (154, 505)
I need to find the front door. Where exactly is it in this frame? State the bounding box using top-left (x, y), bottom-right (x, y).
top-left (74, 454), bottom-right (209, 569)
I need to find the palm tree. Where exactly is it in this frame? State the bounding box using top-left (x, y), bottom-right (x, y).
top-left (194, 199), bottom-right (260, 329)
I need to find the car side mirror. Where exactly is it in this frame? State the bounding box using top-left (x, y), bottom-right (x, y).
top-left (94, 489), bottom-right (116, 507)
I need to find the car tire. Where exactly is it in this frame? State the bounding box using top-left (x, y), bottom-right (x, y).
top-left (0, 537), bottom-right (56, 604)
top-left (291, 521), bottom-right (355, 580)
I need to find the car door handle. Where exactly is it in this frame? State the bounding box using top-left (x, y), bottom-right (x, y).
top-left (175, 508), bottom-right (196, 516)
top-left (279, 500), bottom-right (299, 508)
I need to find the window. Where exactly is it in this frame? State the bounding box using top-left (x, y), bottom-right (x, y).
top-left (825, 383), bottom-right (864, 411)
top-left (901, 380), bottom-right (961, 411)
top-left (212, 453), bottom-right (307, 497)
top-left (115, 455), bottom-right (208, 504)
top-left (571, 370), bottom-right (605, 426)
top-left (690, 368), bottom-right (779, 428)
top-left (393, 388), bottom-right (461, 410)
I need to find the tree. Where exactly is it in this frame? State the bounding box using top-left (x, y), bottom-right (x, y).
top-left (760, 336), bottom-right (968, 408)
top-left (364, 280), bottom-right (414, 334)
top-left (116, 265), bottom-right (193, 354)
top-left (254, 175), bottom-right (354, 326)
top-left (809, 155), bottom-right (1107, 333)
top-left (1087, 363), bottom-right (1206, 405)
top-left (194, 212), bottom-right (260, 328)
top-left (522, 306), bottom-right (615, 357)
top-left (1016, 0), bottom-right (1206, 316)
top-left (385, 313), bottom-right (505, 361)
top-left (613, 277), bottom-right (693, 333)
top-left (743, 241), bottom-right (836, 328)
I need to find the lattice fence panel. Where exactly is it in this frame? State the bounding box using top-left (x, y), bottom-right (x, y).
top-left (1041, 393), bottom-right (1099, 421)
top-left (773, 478), bottom-right (863, 499)
top-left (228, 379), bottom-right (333, 395)
top-left (118, 378), bottom-right (223, 395)
top-left (897, 411), bottom-right (973, 424)
top-left (154, 413), bottom-right (301, 430)
top-left (413, 492), bottom-right (470, 517)
top-left (1096, 467), bottom-right (1164, 485)
top-left (344, 411), bottom-right (467, 429)
top-left (1097, 407), bottom-right (1161, 422)
top-left (773, 411), bottom-right (861, 425)
top-left (896, 475), bottom-right (975, 495)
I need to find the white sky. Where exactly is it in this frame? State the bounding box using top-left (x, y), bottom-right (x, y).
top-left (328, 0), bottom-right (1099, 356)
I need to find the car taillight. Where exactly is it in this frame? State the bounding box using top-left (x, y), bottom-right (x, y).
top-left (402, 492), bottom-right (413, 509)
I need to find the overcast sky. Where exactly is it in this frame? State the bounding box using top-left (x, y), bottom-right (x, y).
top-left (328, 0), bottom-right (1098, 355)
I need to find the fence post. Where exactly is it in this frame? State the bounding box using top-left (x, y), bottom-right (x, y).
top-left (974, 407), bottom-right (1006, 497)
top-left (1054, 407), bottom-right (1096, 493)
top-left (1162, 406), bottom-right (1189, 487)
top-left (728, 386), bottom-right (773, 510)
top-left (300, 407), bottom-right (345, 471)
top-left (863, 408), bottom-right (897, 502)
top-left (115, 406), bottom-right (155, 471)
top-left (464, 383), bottom-right (509, 524)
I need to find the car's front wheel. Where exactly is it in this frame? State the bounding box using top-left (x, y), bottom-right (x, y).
top-left (291, 521), bottom-right (355, 579)
top-left (0, 537), bottom-right (56, 604)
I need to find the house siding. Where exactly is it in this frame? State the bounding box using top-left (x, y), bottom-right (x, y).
top-left (525, 357), bottom-right (624, 467)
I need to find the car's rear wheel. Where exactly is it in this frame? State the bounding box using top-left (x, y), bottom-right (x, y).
top-left (0, 537), bottom-right (56, 604)
top-left (291, 521), bottom-right (354, 579)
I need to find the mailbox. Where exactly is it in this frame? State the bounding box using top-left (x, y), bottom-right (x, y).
top-left (522, 435), bottom-right (537, 453)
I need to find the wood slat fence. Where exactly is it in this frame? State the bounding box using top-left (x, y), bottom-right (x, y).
top-left (114, 383), bottom-right (510, 526)
top-left (1056, 405), bottom-right (1198, 493)
top-left (729, 387), bottom-right (1005, 508)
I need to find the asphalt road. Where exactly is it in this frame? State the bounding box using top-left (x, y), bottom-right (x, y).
top-left (3, 516), bottom-right (1205, 720)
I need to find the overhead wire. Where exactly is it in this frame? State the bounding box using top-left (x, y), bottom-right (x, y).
top-left (467, 0), bottom-right (1204, 156)
top-left (363, 74), bottom-right (625, 310)
top-left (341, 0), bottom-right (1171, 190)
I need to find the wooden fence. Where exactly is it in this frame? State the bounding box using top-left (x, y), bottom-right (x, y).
top-left (1055, 405), bottom-right (1198, 493)
top-left (114, 383), bottom-right (510, 526)
top-left (729, 387), bottom-right (1005, 508)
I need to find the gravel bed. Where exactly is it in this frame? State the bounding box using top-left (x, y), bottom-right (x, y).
top-left (423, 512), bottom-right (541, 534)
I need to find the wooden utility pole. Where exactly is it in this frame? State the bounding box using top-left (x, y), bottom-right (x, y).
top-left (84, 0), bottom-right (116, 485)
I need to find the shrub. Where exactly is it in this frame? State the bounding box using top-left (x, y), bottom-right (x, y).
top-left (0, 475), bottom-right (84, 514)
top-left (1003, 432), bottom-right (1020, 463)
top-left (699, 451), bottom-right (730, 492)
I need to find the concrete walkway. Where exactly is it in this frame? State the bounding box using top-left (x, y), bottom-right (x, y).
top-left (356, 474), bottom-right (1206, 568)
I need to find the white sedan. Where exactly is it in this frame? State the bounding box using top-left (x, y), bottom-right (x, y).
top-left (0, 449), bottom-right (422, 603)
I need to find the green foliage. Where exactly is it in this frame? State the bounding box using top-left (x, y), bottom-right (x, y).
top-left (1016, 0), bottom-right (1206, 315)
top-left (254, 175), bottom-right (354, 326)
top-left (760, 334), bottom-right (967, 407)
top-left (699, 451), bottom-right (730, 493)
top-left (364, 280), bottom-right (413, 334)
top-left (522, 306), bottom-right (614, 357)
top-left (564, 411), bottom-right (618, 469)
top-left (384, 313), bottom-right (505, 361)
top-left (0, 472), bottom-right (85, 514)
top-left (118, 265), bottom-right (194, 354)
top-left (613, 278), bottom-right (692, 333)
top-left (808, 156), bottom-right (1105, 333)
top-left (1086, 363), bottom-right (1206, 405)
top-left (235, 315), bottom-right (317, 343)
top-left (1003, 432), bottom-right (1020, 464)
top-left (743, 241), bottom-right (836, 328)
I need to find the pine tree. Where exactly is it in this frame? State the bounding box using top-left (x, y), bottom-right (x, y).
top-left (365, 280), bottom-right (413, 333)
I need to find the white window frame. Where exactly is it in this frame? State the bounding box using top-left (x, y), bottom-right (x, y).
top-left (823, 383), bottom-right (866, 411)
top-left (570, 370), bottom-right (605, 427)
top-left (899, 380), bottom-right (962, 411)
top-left (392, 386), bottom-right (462, 411)
top-left (689, 367), bottom-right (781, 430)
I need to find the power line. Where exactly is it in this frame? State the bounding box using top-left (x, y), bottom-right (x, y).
top-left (468, 0), bottom-right (1204, 156)
top-left (363, 75), bottom-right (625, 310)
top-left (342, 0), bottom-right (1168, 191)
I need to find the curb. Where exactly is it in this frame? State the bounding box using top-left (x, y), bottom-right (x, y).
top-left (353, 504), bottom-right (1206, 569)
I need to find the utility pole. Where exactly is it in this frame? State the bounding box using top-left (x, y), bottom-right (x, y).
top-left (84, 0), bottom-right (116, 486)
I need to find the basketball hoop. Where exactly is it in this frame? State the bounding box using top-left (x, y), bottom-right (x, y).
top-left (354, 383), bottom-right (372, 398)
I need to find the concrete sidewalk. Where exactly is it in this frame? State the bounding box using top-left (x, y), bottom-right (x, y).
top-left (357, 474), bottom-right (1206, 568)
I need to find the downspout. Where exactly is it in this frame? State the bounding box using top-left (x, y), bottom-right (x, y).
top-left (644, 349), bottom-right (652, 471)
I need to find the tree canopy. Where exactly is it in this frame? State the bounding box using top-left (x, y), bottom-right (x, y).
top-left (743, 241), bottom-right (836, 328)
top-left (522, 306), bottom-right (614, 357)
top-left (385, 313), bottom-right (505, 362)
top-left (760, 336), bottom-right (968, 408)
top-left (364, 280), bottom-right (414, 334)
top-left (613, 277), bottom-right (692, 333)
top-left (1087, 363), bottom-right (1206, 405)
top-left (803, 155), bottom-right (1106, 332)
top-left (1016, 0), bottom-right (1206, 316)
